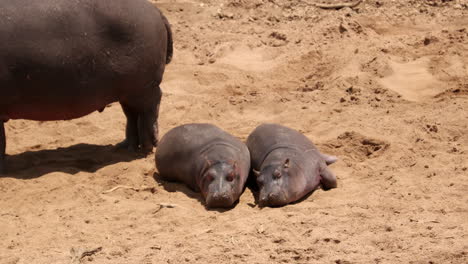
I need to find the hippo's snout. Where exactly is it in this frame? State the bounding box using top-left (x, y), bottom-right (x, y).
top-left (259, 189), bottom-right (288, 207)
top-left (205, 192), bottom-right (235, 208)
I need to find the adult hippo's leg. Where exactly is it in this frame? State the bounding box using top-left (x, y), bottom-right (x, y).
top-left (117, 104), bottom-right (140, 152)
top-left (138, 86), bottom-right (162, 153)
top-left (118, 84), bottom-right (162, 154)
top-left (0, 121), bottom-right (5, 174)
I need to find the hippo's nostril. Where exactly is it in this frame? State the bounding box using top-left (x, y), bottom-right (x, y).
top-left (206, 192), bottom-right (235, 208)
top-left (268, 192), bottom-right (282, 201)
top-left (212, 192), bottom-right (230, 200)
top-left (273, 170), bottom-right (281, 179)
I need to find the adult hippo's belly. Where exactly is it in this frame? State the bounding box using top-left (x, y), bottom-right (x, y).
top-left (0, 0), bottom-right (173, 173)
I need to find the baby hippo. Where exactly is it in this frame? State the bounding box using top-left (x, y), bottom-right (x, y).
top-left (246, 123), bottom-right (338, 207)
top-left (156, 123), bottom-right (250, 208)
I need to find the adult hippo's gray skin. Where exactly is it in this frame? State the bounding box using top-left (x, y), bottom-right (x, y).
top-left (0, 0), bottom-right (173, 173)
top-left (155, 124), bottom-right (250, 208)
top-left (246, 123), bottom-right (338, 207)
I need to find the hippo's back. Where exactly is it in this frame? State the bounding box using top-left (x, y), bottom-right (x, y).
top-left (156, 123), bottom-right (247, 187)
top-left (156, 123), bottom-right (241, 158)
top-left (246, 123), bottom-right (317, 168)
top-left (0, 0), bottom-right (169, 121)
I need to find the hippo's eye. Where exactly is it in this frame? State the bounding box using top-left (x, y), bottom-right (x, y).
top-left (226, 171), bottom-right (236, 182)
top-left (273, 170), bottom-right (282, 179)
top-left (206, 173), bottom-right (215, 182)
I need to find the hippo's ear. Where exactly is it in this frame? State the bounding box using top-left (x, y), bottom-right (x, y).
top-left (321, 154), bottom-right (338, 165)
top-left (253, 169), bottom-right (260, 176)
top-left (283, 158), bottom-right (290, 168)
top-left (204, 157), bottom-right (213, 167)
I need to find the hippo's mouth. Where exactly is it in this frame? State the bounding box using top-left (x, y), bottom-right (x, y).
top-left (205, 193), bottom-right (236, 208)
top-left (259, 190), bottom-right (289, 207)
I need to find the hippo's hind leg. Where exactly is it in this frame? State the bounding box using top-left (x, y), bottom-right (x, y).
top-left (119, 85), bottom-right (162, 154)
top-left (0, 121), bottom-right (5, 174)
top-left (138, 86), bottom-right (162, 153)
top-left (319, 163), bottom-right (337, 190)
top-left (117, 104), bottom-right (140, 152)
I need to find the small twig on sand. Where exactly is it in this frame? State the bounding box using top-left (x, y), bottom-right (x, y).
top-left (1, 213), bottom-right (16, 217)
top-left (70, 246), bottom-right (102, 264)
top-left (152, 203), bottom-right (178, 214)
top-left (441, 69), bottom-right (452, 77)
top-left (314, 0), bottom-right (362, 9)
top-left (102, 185), bottom-right (155, 194)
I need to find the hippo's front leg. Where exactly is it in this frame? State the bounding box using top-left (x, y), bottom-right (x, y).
top-left (138, 86), bottom-right (162, 153)
top-left (0, 121), bottom-right (5, 174)
top-left (117, 103), bottom-right (140, 152)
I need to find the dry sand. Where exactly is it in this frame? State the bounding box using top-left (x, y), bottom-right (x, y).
top-left (1, 0), bottom-right (467, 263)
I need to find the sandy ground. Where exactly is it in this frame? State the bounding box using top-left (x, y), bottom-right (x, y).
top-left (1, 0), bottom-right (467, 263)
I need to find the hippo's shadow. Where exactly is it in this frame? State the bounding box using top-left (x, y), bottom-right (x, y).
top-left (288, 189), bottom-right (319, 205)
top-left (2, 143), bottom-right (143, 179)
top-left (152, 171), bottom-right (238, 212)
top-left (245, 171), bottom-right (261, 207)
top-left (254, 188), bottom-right (319, 208)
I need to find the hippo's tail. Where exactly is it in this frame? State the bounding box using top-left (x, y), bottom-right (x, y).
top-left (160, 11), bottom-right (173, 64)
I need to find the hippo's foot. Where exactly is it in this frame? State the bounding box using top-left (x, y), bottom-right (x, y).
top-left (139, 138), bottom-right (156, 155)
top-left (138, 111), bottom-right (158, 154)
top-left (137, 121), bottom-right (157, 154)
top-left (115, 139), bottom-right (139, 152)
top-left (115, 139), bottom-right (155, 156)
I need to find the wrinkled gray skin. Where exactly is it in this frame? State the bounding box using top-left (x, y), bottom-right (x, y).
top-left (156, 124), bottom-right (250, 208)
top-left (0, 0), bottom-right (173, 173)
top-left (246, 123), bottom-right (338, 207)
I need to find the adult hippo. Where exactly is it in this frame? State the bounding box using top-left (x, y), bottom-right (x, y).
top-left (246, 123), bottom-right (338, 207)
top-left (0, 0), bottom-right (173, 173)
top-left (155, 124), bottom-right (250, 208)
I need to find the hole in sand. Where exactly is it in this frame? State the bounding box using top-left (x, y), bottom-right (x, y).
top-left (217, 46), bottom-right (280, 72)
top-left (378, 57), bottom-right (445, 101)
top-left (321, 131), bottom-right (390, 163)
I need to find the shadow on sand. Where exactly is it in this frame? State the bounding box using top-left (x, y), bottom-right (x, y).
top-left (1, 143), bottom-right (144, 179)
